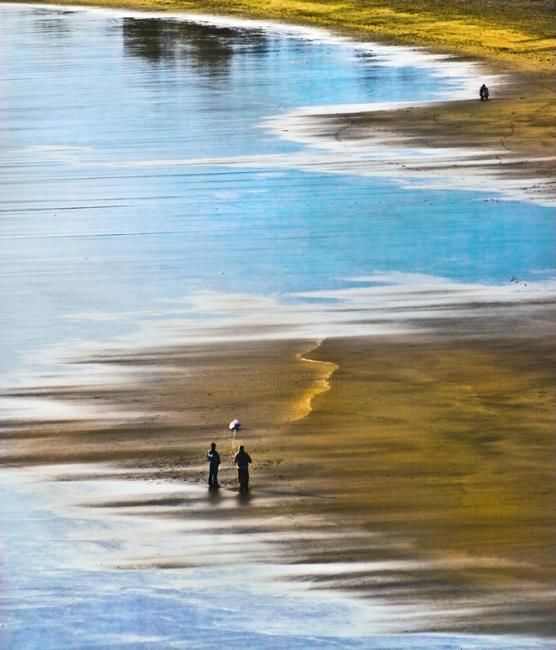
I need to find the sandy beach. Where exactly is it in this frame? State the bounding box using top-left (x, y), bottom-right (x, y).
top-left (3, 305), bottom-right (555, 635)
top-left (268, 75), bottom-right (556, 206)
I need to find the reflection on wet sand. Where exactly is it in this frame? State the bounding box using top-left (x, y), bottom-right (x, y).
top-left (2, 313), bottom-right (555, 636)
top-left (284, 332), bottom-right (556, 634)
top-left (2, 4), bottom-right (555, 645)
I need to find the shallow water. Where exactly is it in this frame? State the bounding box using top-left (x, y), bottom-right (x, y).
top-left (1, 3), bottom-right (554, 383)
top-left (1, 467), bottom-right (553, 649)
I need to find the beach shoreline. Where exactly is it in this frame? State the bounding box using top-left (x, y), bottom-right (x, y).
top-left (9, 1), bottom-right (555, 206)
top-left (267, 79), bottom-right (556, 207)
top-left (2, 1), bottom-right (555, 640)
top-left (11, 0), bottom-right (556, 71)
top-left (2, 309), bottom-right (555, 635)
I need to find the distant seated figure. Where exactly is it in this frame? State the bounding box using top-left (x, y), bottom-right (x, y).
top-left (229, 418), bottom-right (241, 432)
top-left (234, 445), bottom-right (252, 493)
top-left (480, 84), bottom-right (489, 101)
top-left (207, 442), bottom-right (221, 489)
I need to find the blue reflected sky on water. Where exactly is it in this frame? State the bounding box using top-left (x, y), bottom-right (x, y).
top-left (0, 3), bottom-right (555, 377)
top-left (3, 8), bottom-right (453, 157)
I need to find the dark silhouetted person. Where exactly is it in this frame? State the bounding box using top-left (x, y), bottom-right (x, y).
top-left (207, 442), bottom-right (220, 489)
top-left (234, 445), bottom-right (252, 493)
top-left (480, 84), bottom-right (489, 101)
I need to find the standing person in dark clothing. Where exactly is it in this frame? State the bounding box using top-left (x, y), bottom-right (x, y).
top-left (207, 442), bottom-right (221, 489)
top-left (480, 84), bottom-right (489, 101)
top-left (234, 445), bottom-right (252, 493)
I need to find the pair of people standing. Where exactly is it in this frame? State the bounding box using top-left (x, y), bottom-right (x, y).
top-left (207, 442), bottom-right (252, 492)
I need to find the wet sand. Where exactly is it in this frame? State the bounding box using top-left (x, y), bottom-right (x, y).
top-left (280, 330), bottom-right (556, 634)
top-left (2, 309), bottom-right (555, 635)
top-left (292, 74), bottom-right (556, 206)
top-left (0, 339), bottom-right (328, 468)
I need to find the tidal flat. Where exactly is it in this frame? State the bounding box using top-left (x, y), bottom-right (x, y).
top-left (2, 310), bottom-right (556, 639)
top-left (26, 0), bottom-right (556, 205)
top-left (1, 2), bottom-right (555, 647)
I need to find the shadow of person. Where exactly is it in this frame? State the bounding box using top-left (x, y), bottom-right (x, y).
top-left (207, 488), bottom-right (223, 504)
top-left (237, 490), bottom-right (252, 506)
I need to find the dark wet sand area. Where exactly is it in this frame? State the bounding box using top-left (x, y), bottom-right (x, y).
top-left (2, 313), bottom-right (555, 634)
top-left (278, 332), bottom-right (556, 633)
top-left (293, 74), bottom-right (556, 205)
top-left (0, 339), bottom-right (325, 467)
